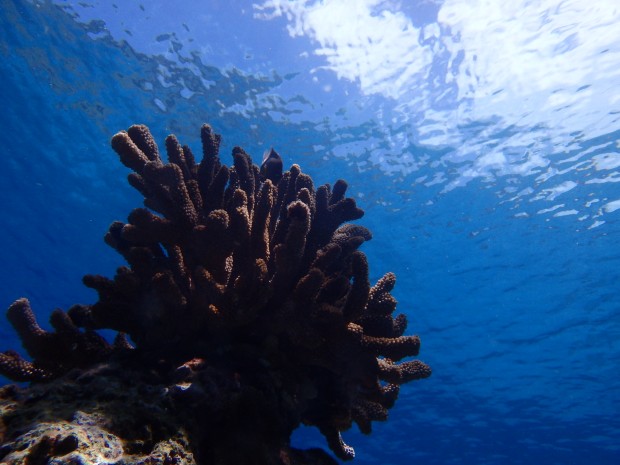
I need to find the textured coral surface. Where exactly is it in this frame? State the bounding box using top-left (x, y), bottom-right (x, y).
top-left (0, 124), bottom-right (430, 465)
top-left (0, 364), bottom-right (195, 465)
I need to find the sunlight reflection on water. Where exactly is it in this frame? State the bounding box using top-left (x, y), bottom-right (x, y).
top-left (51, 0), bottom-right (620, 231)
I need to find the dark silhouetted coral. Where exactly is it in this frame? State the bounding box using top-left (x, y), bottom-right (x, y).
top-left (0, 124), bottom-right (430, 465)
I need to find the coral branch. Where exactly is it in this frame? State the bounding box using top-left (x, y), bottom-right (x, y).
top-left (0, 299), bottom-right (112, 381)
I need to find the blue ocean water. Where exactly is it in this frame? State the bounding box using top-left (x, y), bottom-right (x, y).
top-left (1, 1), bottom-right (619, 464)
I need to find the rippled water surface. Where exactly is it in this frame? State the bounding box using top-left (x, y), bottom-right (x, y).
top-left (1, 1), bottom-right (619, 464)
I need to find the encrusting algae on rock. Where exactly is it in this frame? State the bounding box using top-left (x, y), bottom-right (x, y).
top-left (0, 124), bottom-right (431, 465)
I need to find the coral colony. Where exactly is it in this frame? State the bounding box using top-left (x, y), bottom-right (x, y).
top-left (0, 124), bottom-right (431, 465)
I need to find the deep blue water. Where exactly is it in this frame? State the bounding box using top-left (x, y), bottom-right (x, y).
top-left (1, 1), bottom-right (619, 464)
